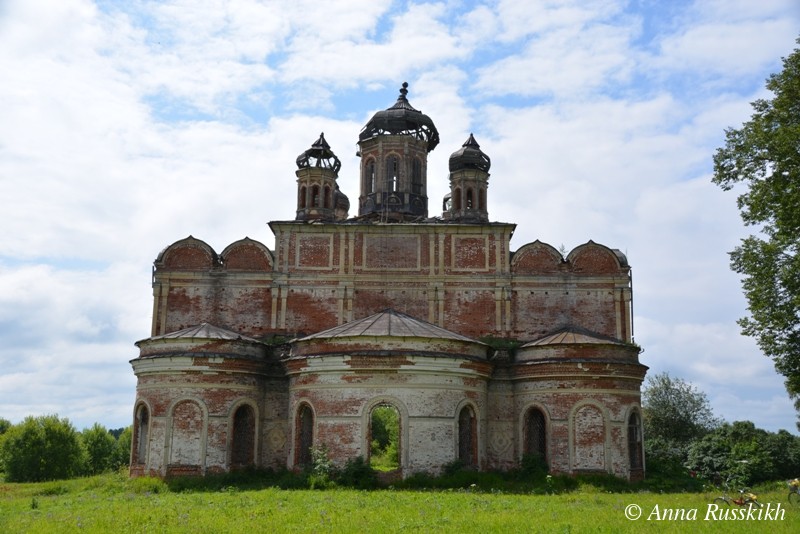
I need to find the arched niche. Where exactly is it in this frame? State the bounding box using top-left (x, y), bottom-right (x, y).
top-left (511, 240), bottom-right (563, 274)
top-left (566, 241), bottom-right (627, 275)
top-left (221, 238), bottom-right (274, 271)
top-left (156, 236), bottom-right (218, 271)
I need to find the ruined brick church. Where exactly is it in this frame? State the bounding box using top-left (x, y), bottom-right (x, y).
top-left (130, 84), bottom-right (647, 480)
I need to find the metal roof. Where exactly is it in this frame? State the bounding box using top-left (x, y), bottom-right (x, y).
top-left (358, 82), bottom-right (440, 152)
top-left (297, 309), bottom-right (483, 344)
top-left (137, 323), bottom-right (261, 345)
top-left (522, 326), bottom-right (625, 347)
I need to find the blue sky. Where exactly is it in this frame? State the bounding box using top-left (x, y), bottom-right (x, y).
top-left (1, 0), bottom-right (799, 433)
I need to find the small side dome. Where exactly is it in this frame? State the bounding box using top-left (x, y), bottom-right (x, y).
top-left (296, 132), bottom-right (341, 173)
top-left (449, 134), bottom-right (490, 173)
top-left (334, 186), bottom-right (350, 212)
top-left (359, 82), bottom-right (440, 152)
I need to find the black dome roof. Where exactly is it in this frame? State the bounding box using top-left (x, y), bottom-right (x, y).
top-left (449, 134), bottom-right (490, 172)
top-left (359, 82), bottom-right (439, 152)
top-left (296, 132), bottom-right (341, 173)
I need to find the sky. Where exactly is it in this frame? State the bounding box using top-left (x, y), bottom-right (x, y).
top-left (1, 0), bottom-right (799, 434)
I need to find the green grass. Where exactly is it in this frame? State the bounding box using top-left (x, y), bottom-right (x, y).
top-left (1, 472), bottom-right (797, 533)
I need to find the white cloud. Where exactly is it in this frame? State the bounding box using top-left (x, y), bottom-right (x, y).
top-left (0, 0), bottom-right (798, 435)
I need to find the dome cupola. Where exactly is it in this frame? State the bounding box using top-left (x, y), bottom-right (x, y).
top-left (449, 133), bottom-right (490, 173)
top-left (295, 133), bottom-right (347, 221)
top-left (296, 132), bottom-right (341, 173)
top-left (359, 82), bottom-right (439, 153)
top-left (446, 134), bottom-right (491, 223)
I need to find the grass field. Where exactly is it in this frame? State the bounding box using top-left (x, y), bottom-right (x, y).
top-left (1, 472), bottom-right (797, 533)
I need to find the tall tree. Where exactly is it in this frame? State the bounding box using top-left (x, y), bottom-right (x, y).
top-left (712, 37), bottom-right (800, 427)
top-left (82, 423), bottom-right (117, 475)
top-left (642, 372), bottom-right (720, 447)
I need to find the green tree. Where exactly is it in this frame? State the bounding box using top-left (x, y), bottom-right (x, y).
top-left (113, 426), bottom-right (132, 470)
top-left (686, 421), bottom-right (798, 486)
top-left (0, 417), bottom-right (11, 435)
top-left (82, 423), bottom-right (117, 475)
top-left (642, 372), bottom-right (720, 445)
top-left (712, 37), bottom-right (800, 427)
top-left (0, 415), bottom-right (85, 482)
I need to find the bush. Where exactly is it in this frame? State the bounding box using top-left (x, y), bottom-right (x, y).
top-left (0, 415), bottom-right (85, 482)
top-left (338, 456), bottom-right (378, 489)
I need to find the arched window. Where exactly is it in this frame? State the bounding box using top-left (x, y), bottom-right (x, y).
top-left (370, 404), bottom-right (400, 471)
top-left (479, 188), bottom-right (486, 211)
top-left (525, 407), bottom-right (546, 461)
top-left (366, 160), bottom-right (375, 194)
top-left (466, 189), bottom-right (474, 209)
top-left (324, 185), bottom-right (332, 209)
top-left (458, 406), bottom-right (477, 467)
top-left (231, 404), bottom-right (256, 467)
top-left (299, 186), bottom-right (307, 209)
top-left (311, 185), bottom-right (321, 207)
top-left (133, 404), bottom-right (149, 465)
top-left (296, 404), bottom-right (314, 466)
top-left (453, 188), bottom-right (462, 210)
top-left (386, 156), bottom-right (399, 192)
top-left (628, 412), bottom-right (643, 470)
top-left (411, 158), bottom-right (422, 194)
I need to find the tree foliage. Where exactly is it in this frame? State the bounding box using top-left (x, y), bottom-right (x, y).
top-left (0, 415), bottom-right (85, 482)
top-left (642, 372), bottom-right (720, 447)
top-left (82, 423), bottom-right (117, 475)
top-left (0, 417), bottom-right (10, 437)
top-left (712, 37), bottom-right (800, 424)
top-left (688, 421), bottom-right (800, 486)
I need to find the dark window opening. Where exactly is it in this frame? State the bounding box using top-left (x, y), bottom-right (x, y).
top-left (232, 404), bottom-right (256, 467)
top-left (458, 406), bottom-right (477, 467)
top-left (386, 156), bottom-right (399, 192)
top-left (296, 404), bottom-right (314, 466)
top-left (524, 408), bottom-right (546, 461)
top-left (366, 161), bottom-right (375, 194)
top-left (412, 158), bottom-right (422, 194)
top-left (133, 404), bottom-right (149, 464)
top-left (628, 412), bottom-right (643, 470)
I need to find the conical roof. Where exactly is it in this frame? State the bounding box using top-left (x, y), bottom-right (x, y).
top-left (449, 133), bottom-right (491, 172)
top-left (136, 323), bottom-right (261, 346)
top-left (359, 83), bottom-right (440, 152)
top-left (297, 309), bottom-right (482, 344)
top-left (296, 132), bottom-right (341, 173)
top-left (522, 326), bottom-right (625, 347)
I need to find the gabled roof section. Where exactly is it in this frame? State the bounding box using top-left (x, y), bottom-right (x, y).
top-left (136, 323), bottom-right (261, 346)
top-left (522, 326), bottom-right (625, 347)
top-left (297, 309), bottom-right (483, 344)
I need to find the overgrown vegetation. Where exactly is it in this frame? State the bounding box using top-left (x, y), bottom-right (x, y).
top-left (641, 372), bottom-right (800, 490)
top-left (0, 415), bottom-right (131, 483)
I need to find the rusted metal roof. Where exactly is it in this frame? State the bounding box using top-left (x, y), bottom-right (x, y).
top-left (136, 323), bottom-right (261, 345)
top-left (295, 132), bottom-right (342, 173)
top-left (297, 309), bottom-right (483, 343)
top-left (449, 133), bottom-right (491, 172)
top-left (522, 326), bottom-right (624, 347)
top-left (358, 82), bottom-right (440, 152)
